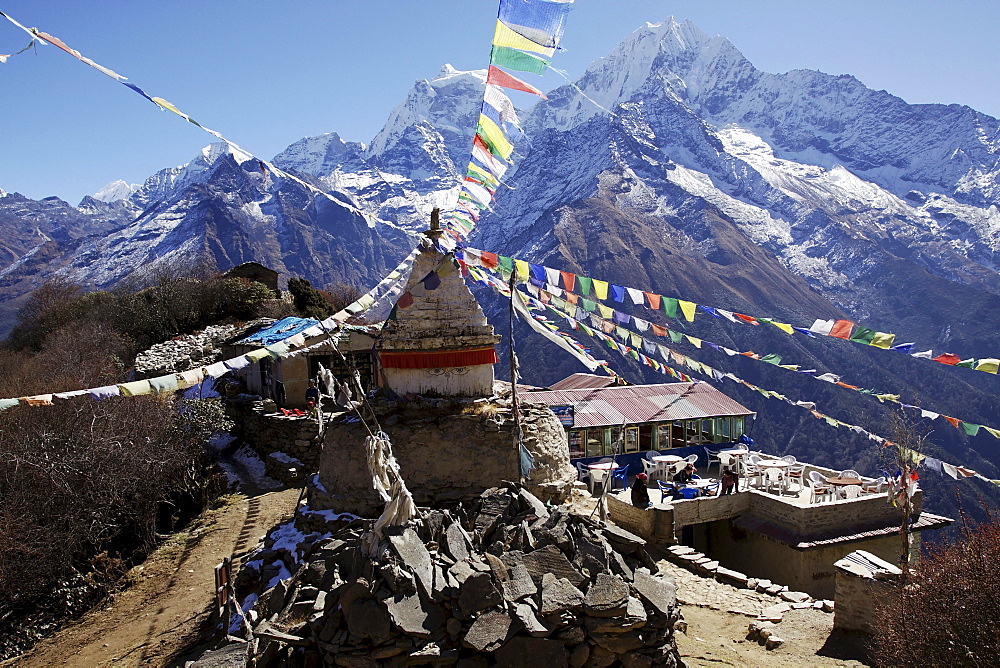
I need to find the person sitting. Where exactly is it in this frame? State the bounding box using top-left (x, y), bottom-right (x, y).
top-left (630, 472), bottom-right (652, 509)
top-left (673, 463), bottom-right (696, 485)
top-left (721, 466), bottom-right (739, 495)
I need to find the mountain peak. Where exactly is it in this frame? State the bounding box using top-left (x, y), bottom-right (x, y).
top-left (92, 179), bottom-right (139, 203)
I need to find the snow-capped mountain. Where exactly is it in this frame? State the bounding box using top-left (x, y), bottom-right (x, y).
top-left (93, 179), bottom-right (140, 203)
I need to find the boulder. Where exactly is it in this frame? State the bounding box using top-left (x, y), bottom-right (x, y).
top-left (583, 573), bottom-right (629, 618)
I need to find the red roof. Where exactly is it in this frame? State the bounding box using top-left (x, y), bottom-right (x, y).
top-left (522, 381), bottom-right (753, 428)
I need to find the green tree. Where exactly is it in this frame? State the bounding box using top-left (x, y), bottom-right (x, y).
top-left (288, 277), bottom-right (336, 319)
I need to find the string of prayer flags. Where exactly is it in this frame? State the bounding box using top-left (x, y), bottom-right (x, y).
top-left (0, 9), bottom-right (366, 218)
top-left (459, 246), bottom-right (1000, 378)
top-left (440, 0), bottom-right (574, 243)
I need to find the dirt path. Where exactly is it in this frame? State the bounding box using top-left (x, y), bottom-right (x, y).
top-left (9, 487), bottom-right (299, 668)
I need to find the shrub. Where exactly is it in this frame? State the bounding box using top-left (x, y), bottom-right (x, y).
top-left (872, 514), bottom-right (1000, 666)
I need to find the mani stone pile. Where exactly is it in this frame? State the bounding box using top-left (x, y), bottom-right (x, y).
top-left (226, 484), bottom-right (685, 667)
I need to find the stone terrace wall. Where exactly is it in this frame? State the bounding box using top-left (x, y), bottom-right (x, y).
top-left (310, 398), bottom-right (575, 517)
top-left (230, 402), bottom-right (322, 470)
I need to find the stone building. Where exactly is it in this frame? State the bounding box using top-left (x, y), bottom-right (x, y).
top-left (223, 261), bottom-right (280, 296)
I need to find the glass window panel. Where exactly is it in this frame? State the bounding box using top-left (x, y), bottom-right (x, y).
top-left (624, 427), bottom-right (639, 453)
top-left (586, 429), bottom-right (603, 458)
top-left (568, 429), bottom-right (585, 458)
top-left (657, 423), bottom-right (671, 451)
top-left (671, 421), bottom-right (685, 449)
top-left (735, 417), bottom-right (745, 437)
top-left (608, 426), bottom-right (622, 455)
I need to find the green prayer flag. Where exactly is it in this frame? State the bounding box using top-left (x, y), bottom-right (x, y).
top-left (956, 359), bottom-right (977, 369)
top-left (581, 298), bottom-right (596, 312)
top-left (490, 45), bottom-right (549, 74)
top-left (498, 256), bottom-right (513, 274)
top-left (760, 353), bottom-right (782, 365)
top-left (576, 276), bottom-right (592, 296)
top-left (669, 330), bottom-right (683, 344)
top-left (962, 421), bottom-right (981, 436)
top-left (849, 326), bottom-right (876, 344)
top-left (663, 297), bottom-right (678, 319)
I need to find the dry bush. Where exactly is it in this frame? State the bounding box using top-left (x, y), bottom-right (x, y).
top-left (872, 513), bottom-right (1000, 666)
top-left (0, 396), bottom-right (207, 605)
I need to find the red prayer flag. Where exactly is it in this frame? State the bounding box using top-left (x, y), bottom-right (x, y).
top-left (396, 292), bottom-right (414, 309)
top-left (651, 324), bottom-right (667, 337)
top-left (486, 66), bottom-right (548, 99)
top-left (933, 352), bottom-right (961, 365)
top-left (480, 252), bottom-right (499, 268)
top-left (735, 313), bottom-right (760, 325)
top-left (829, 319), bottom-right (855, 339)
top-left (565, 292), bottom-right (578, 305)
top-left (644, 292), bottom-right (661, 310)
top-left (560, 271), bottom-right (576, 292)
top-left (943, 415), bottom-right (961, 429)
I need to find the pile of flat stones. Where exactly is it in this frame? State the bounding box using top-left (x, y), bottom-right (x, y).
top-left (134, 322), bottom-right (259, 377)
top-left (210, 484), bottom-right (685, 667)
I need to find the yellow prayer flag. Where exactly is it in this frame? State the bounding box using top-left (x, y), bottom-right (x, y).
top-left (870, 332), bottom-right (896, 349)
top-left (769, 321), bottom-right (794, 335)
top-left (984, 427), bottom-right (1000, 439)
top-left (118, 380), bottom-right (152, 397)
top-left (678, 300), bottom-right (696, 322)
top-left (492, 20), bottom-right (555, 57)
top-left (477, 114), bottom-right (514, 160)
top-left (592, 279), bottom-right (609, 300)
top-left (151, 96), bottom-right (186, 119)
top-left (246, 349), bottom-right (271, 363)
top-left (597, 304), bottom-right (614, 319)
top-left (514, 259), bottom-right (529, 281)
top-left (685, 335), bottom-right (703, 348)
top-left (976, 358), bottom-right (999, 374)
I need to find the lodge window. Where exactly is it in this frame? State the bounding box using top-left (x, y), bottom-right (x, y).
top-left (568, 429), bottom-right (585, 458)
top-left (624, 427), bottom-right (639, 453)
top-left (586, 429), bottom-right (603, 458)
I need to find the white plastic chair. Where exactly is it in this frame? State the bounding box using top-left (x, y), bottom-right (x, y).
top-left (589, 469), bottom-right (609, 495)
top-left (842, 485), bottom-right (863, 500)
top-left (641, 458), bottom-right (658, 479)
top-left (685, 454), bottom-right (699, 466)
top-left (782, 455), bottom-right (805, 490)
top-left (763, 467), bottom-right (786, 494)
top-left (575, 461), bottom-right (590, 483)
top-left (809, 478), bottom-right (834, 504)
top-left (704, 447), bottom-right (722, 475)
top-left (863, 476), bottom-right (887, 494)
top-left (840, 469), bottom-right (860, 479)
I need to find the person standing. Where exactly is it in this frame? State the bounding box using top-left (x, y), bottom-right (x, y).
top-left (721, 466), bottom-right (739, 495)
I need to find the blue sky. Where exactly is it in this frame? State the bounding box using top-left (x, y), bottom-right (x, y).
top-left (2, 1), bottom-right (998, 204)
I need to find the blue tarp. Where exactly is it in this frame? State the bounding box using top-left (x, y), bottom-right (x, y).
top-left (235, 317), bottom-right (319, 347)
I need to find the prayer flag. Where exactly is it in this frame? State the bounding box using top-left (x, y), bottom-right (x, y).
top-left (976, 358), bottom-right (999, 374)
top-left (870, 332), bottom-right (896, 349)
top-left (734, 313), bottom-right (759, 325)
top-left (829, 319), bottom-right (855, 339)
top-left (610, 284), bottom-right (625, 302)
top-left (489, 45), bottom-right (549, 74)
top-left (483, 84), bottom-right (522, 129)
top-left (544, 266), bottom-right (561, 286)
top-left (560, 271), bottom-right (576, 292)
top-left (476, 116), bottom-right (514, 160)
top-left (492, 20), bottom-right (556, 57)
top-left (809, 319), bottom-right (835, 336)
top-left (943, 415), bottom-right (960, 429)
top-left (487, 65), bottom-right (548, 98)
top-left (592, 279), bottom-right (609, 300)
top-left (514, 259), bottom-right (530, 281)
top-left (576, 276), bottom-right (592, 296)
top-left (849, 327), bottom-right (876, 344)
top-left (498, 0), bottom-right (572, 46)
top-left (769, 321), bottom-right (794, 335)
top-left (663, 297), bottom-right (678, 318)
top-left (678, 300), bottom-right (696, 322)
top-left (644, 292), bottom-right (661, 310)
top-left (961, 422), bottom-right (981, 436)
top-left (933, 352), bottom-right (961, 365)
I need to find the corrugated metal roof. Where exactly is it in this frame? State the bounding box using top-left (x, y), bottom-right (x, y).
top-left (548, 373), bottom-right (620, 391)
top-left (734, 511), bottom-right (953, 550)
top-left (522, 382), bottom-right (752, 428)
top-left (235, 317), bottom-right (319, 346)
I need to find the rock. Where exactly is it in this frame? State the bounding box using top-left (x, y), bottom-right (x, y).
top-left (779, 591), bottom-right (810, 603)
top-left (540, 573), bottom-right (585, 615)
top-left (620, 654), bottom-right (653, 668)
top-left (186, 641), bottom-right (249, 668)
top-left (714, 567), bottom-right (748, 587)
top-left (385, 591), bottom-right (443, 637)
top-left (812, 600), bottom-right (825, 609)
top-left (668, 545), bottom-right (695, 555)
top-left (631, 570), bottom-right (678, 617)
top-left (573, 531), bottom-right (611, 578)
top-left (583, 573), bottom-right (629, 618)
top-left (584, 596), bottom-right (647, 634)
top-left (495, 636), bottom-right (567, 667)
top-left (746, 578), bottom-right (758, 590)
top-left (474, 487), bottom-right (516, 539)
top-left (388, 528), bottom-right (434, 597)
top-left (583, 644), bottom-right (617, 668)
top-left (601, 523), bottom-right (646, 553)
top-left (449, 559), bottom-right (475, 586)
top-left (484, 552), bottom-right (510, 582)
top-left (444, 522), bottom-right (470, 562)
top-left (757, 603), bottom-right (789, 623)
top-left (591, 630), bottom-right (644, 653)
top-left (501, 564), bottom-right (537, 602)
top-left (344, 597), bottom-right (392, 643)
top-left (446, 617), bottom-right (462, 638)
top-left (608, 550), bottom-right (634, 582)
top-left (568, 643), bottom-right (590, 668)
top-left (458, 572), bottom-right (502, 616)
top-left (765, 584), bottom-right (783, 596)
top-left (755, 579), bottom-right (771, 591)
top-left (518, 488), bottom-right (550, 521)
top-left (462, 609), bottom-right (513, 652)
top-left (765, 635), bottom-right (785, 650)
top-left (514, 602), bottom-right (552, 637)
top-left (822, 600), bottom-right (835, 613)
top-left (518, 545), bottom-right (587, 588)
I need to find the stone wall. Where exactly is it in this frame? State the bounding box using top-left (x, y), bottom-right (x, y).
top-left (309, 397), bottom-right (575, 517)
top-left (230, 402), bottom-right (323, 470)
top-left (833, 551), bottom-right (902, 634)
